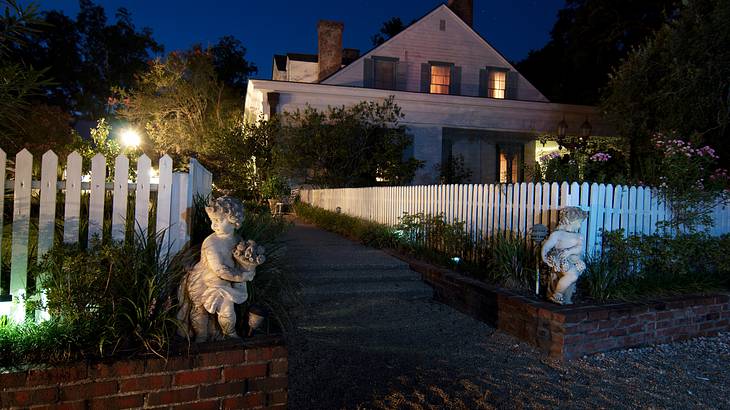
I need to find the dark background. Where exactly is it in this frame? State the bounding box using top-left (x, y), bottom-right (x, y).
top-left (37, 0), bottom-right (564, 78)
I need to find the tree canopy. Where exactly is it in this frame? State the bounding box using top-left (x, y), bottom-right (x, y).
top-left (516, 0), bottom-right (681, 105)
top-left (276, 97), bottom-right (423, 188)
top-left (371, 17), bottom-right (409, 47)
top-left (601, 0), bottom-right (730, 173)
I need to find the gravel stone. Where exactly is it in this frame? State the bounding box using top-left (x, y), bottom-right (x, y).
top-left (284, 221), bottom-right (730, 409)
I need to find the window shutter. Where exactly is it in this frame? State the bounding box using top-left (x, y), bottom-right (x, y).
top-left (506, 71), bottom-right (518, 99)
top-left (420, 63), bottom-right (431, 92)
top-left (450, 66), bottom-right (462, 95)
top-left (395, 61), bottom-right (407, 91)
top-left (478, 68), bottom-right (489, 97)
top-left (363, 58), bottom-right (374, 88)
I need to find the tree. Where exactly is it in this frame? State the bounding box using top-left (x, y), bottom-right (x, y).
top-left (6, 0), bottom-right (162, 118)
top-left (371, 17), bottom-right (408, 46)
top-left (601, 0), bottom-right (730, 174)
top-left (516, 0), bottom-right (681, 104)
top-left (0, 0), bottom-right (55, 149)
top-left (210, 35), bottom-right (258, 97)
top-left (276, 97), bottom-right (423, 188)
top-left (118, 44), bottom-right (265, 197)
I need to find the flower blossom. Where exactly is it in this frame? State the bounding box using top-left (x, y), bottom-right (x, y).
top-left (539, 152), bottom-right (561, 163)
top-left (589, 152), bottom-right (611, 162)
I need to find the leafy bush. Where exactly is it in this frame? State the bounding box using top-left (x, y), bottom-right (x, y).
top-left (297, 203), bottom-right (539, 292)
top-left (579, 230), bottom-right (729, 302)
top-left (489, 232), bottom-right (537, 289)
top-left (260, 175), bottom-right (290, 199)
top-left (294, 202), bottom-right (398, 249)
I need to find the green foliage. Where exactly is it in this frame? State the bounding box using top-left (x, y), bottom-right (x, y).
top-left (260, 175), bottom-right (290, 200)
top-left (435, 154), bottom-right (473, 184)
top-left (277, 97), bottom-right (424, 188)
top-left (534, 137), bottom-right (630, 184)
top-left (579, 230), bottom-right (729, 302)
top-left (602, 0), bottom-right (730, 174)
top-left (652, 137), bottom-right (729, 231)
top-left (517, 0), bottom-right (680, 104)
top-left (297, 204), bottom-right (538, 292)
top-left (0, 229), bottom-right (187, 367)
top-left (489, 232), bottom-right (536, 289)
top-left (294, 202), bottom-right (397, 249)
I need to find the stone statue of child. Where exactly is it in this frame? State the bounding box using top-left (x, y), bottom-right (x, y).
top-left (177, 196), bottom-right (265, 342)
top-left (540, 206), bottom-right (588, 305)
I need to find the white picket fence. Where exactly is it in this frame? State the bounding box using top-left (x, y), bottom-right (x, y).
top-left (301, 182), bottom-right (730, 256)
top-left (0, 148), bottom-right (212, 321)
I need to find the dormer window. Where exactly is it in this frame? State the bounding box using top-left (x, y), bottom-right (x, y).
top-left (489, 70), bottom-right (506, 99)
top-left (430, 64), bottom-right (451, 94)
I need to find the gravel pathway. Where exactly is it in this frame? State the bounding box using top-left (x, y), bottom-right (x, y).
top-left (284, 221), bottom-right (730, 409)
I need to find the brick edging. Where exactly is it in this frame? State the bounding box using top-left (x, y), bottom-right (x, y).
top-left (1, 336), bottom-right (288, 409)
top-left (384, 249), bottom-right (730, 359)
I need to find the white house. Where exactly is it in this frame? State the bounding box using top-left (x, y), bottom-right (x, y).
top-left (244, 0), bottom-right (614, 185)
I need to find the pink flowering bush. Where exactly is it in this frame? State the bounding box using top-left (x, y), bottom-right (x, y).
top-left (654, 135), bottom-right (730, 232)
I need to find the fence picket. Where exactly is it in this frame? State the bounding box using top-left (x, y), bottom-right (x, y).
top-left (88, 154), bottom-right (106, 242)
top-left (156, 155), bottom-right (174, 253)
top-left (63, 151), bottom-right (82, 244)
top-left (135, 154), bottom-right (152, 235)
top-left (10, 149), bottom-right (33, 300)
top-left (38, 151), bottom-right (58, 260)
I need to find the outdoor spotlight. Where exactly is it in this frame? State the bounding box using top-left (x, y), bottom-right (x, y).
top-left (120, 128), bottom-right (141, 148)
top-left (451, 256), bottom-right (461, 264)
top-left (580, 118), bottom-right (592, 139)
top-left (247, 304), bottom-right (268, 336)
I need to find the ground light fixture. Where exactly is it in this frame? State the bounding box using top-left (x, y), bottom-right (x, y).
top-left (580, 118), bottom-right (592, 139)
top-left (120, 128), bottom-right (141, 148)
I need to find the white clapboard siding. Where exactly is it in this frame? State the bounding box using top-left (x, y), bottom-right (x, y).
top-left (63, 151), bottom-right (82, 243)
top-left (300, 181), bottom-right (730, 257)
top-left (37, 151), bottom-right (58, 260)
top-left (88, 153), bottom-right (106, 242)
top-left (10, 149), bottom-right (33, 297)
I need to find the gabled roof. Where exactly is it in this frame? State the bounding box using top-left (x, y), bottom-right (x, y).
top-left (320, 3), bottom-right (547, 101)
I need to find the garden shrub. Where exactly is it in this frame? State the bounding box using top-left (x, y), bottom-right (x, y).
top-left (0, 201), bottom-right (295, 367)
top-left (579, 229), bottom-right (730, 302)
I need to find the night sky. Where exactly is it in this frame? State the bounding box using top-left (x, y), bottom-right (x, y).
top-left (37, 0), bottom-right (565, 78)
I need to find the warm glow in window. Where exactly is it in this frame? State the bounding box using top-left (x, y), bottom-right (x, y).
top-left (499, 152), bottom-right (519, 183)
top-left (489, 71), bottom-right (506, 99)
top-left (430, 65), bottom-right (450, 94)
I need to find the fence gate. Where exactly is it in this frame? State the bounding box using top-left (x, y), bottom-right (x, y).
top-left (0, 149), bottom-right (213, 323)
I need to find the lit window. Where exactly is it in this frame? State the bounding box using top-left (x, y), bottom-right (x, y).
top-left (489, 71), bottom-right (506, 99)
top-left (430, 65), bottom-right (450, 94)
top-left (498, 145), bottom-right (522, 183)
top-left (374, 59), bottom-right (396, 90)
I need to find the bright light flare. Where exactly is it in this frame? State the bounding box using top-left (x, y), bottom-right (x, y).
top-left (120, 128), bottom-right (141, 148)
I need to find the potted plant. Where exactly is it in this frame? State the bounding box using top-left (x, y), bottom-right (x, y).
top-left (261, 175), bottom-right (291, 213)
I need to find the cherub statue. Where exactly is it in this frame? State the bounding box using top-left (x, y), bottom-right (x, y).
top-left (540, 206), bottom-right (588, 305)
top-left (177, 196), bottom-right (266, 342)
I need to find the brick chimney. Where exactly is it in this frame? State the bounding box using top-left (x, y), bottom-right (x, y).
top-left (317, 20), bottom-right (344, 82)
top-left (448, 0), bottom-right (473, 27)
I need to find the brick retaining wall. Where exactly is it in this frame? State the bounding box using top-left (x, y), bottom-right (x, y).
top-left (0, 336), bottom-right (287, 409)
top-left (401, 255), bottom-right (730, 360)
